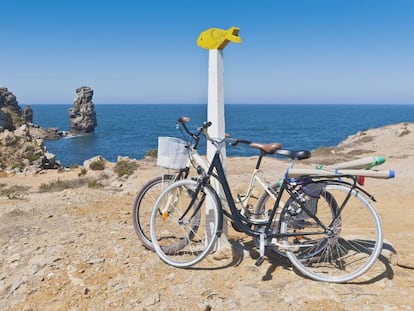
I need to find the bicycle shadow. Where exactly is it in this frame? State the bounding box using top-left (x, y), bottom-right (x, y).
top-left (344, 241), bottom-right (397, 284)
top-left (187, 239), bottom-right (247, 271)
top-left (262, 240), bottom-right (398, 284)
top-left (191, 238), bottom-right (399, 285)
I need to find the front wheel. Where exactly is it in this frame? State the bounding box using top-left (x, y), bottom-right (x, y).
top-left (150, 179), bottom-right (223, 268)
top-left (281, 182), bottom-right (383, 283)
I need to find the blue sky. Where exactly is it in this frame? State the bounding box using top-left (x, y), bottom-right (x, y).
top-left (1, 0), bottom-right (413, 105)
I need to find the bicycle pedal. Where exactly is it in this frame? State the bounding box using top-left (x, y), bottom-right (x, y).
top-left (255, 256), bottom-right (265, 267)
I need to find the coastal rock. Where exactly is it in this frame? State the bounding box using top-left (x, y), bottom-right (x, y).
top-left (22, 106), bottom-right (33, 123)
top-left (0, 87), bottom-right (26, 131)
top-left (69, 86), bottom-right (97, 134)
top-left (27, 124), bottom-right (65, 140)
top-left (0, 87), bottom-right (63, 140)
top-left (309, 122), bottom-right (414, 165)
top-left (0, 87), bottom-right (61, 171)
top-left (0, 125), bottom-right (61, 172)
top-left (0, 109), bottom-right (13, 132)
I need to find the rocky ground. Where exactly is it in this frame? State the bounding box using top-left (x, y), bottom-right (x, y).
top-left (1, 122), bottom-right (413, 310)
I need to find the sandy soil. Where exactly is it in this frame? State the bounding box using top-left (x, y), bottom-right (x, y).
top-left (1, 122), bottom-right (413, 310)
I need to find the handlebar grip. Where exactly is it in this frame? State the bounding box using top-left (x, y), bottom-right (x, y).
top-left (238, 139), bottom-right (252, 145)
top-left (177, 116), bottom-right (190, 124)
top-left (203, 121), bottom-right (212, 128)
top-left (230, 139), bottom-right (252, 146)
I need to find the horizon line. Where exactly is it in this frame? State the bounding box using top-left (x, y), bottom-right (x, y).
top-left (27, 102), bottom-right (414, 106)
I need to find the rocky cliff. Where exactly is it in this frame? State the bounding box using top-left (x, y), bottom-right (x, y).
top-left (69, 86), bottom-right (97, 134)
top-left (0, 87), bottom-right (33, 131)
top-left (0, 87), bottom-right (59, 172)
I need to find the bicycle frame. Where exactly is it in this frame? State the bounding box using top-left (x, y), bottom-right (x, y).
top-left (173, 118), bottom-right (378, 242)
top-left (202, 148), bottom-right (363, 243)
top-left (174, 135), bottom-right (331, 242)
top-left (204, 149), bottom-right (273, 237)
top-left (179, 140), bottom-right (283, 220)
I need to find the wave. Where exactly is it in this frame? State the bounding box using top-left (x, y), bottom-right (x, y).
top-left (62, 132), bottom-right (94, 139)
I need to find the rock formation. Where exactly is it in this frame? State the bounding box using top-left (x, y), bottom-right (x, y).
top-left (69, 86), bottom-right (97, 134)
top-left (0, 87), bottom-right (59, 171)
top-left (0, 87), bottom-right (33, 131)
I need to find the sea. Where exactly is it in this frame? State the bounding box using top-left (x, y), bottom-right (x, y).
top-left (30, 104), bottom-right (414, 167)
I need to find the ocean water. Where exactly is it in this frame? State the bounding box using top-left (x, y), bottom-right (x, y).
top-left (30, 104), bottom-right (414, 166)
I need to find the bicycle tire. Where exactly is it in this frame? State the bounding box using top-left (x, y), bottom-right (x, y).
top-left (132, 174), bottom-right (177, 251)
top-left (150, 179), bottom-right (223, 268)
top-left (281, 181), bottom-right (383, 283)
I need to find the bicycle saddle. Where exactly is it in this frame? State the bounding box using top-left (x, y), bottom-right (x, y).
top-left (276, 149), bottom-right (311, 160)
top-left (249, 142), bottom-right (282, 154)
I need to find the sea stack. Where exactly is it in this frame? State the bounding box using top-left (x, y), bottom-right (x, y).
top-left (69, 86), bottom-right (97, 134)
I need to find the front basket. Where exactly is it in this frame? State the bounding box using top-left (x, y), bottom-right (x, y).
top-left (156, 137), bottom-right (189, 170)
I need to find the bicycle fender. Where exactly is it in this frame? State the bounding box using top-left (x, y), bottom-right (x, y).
top-left (310, 179), bottom-right (377, 202)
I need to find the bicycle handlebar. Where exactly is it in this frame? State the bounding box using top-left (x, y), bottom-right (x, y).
top-left (176, 116), bottom-right (283, 155)
top-left (176, 116), bottom-right (212, 149)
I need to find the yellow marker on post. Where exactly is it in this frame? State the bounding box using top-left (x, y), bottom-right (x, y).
top-left (197, 27), bottom-right (242, 50)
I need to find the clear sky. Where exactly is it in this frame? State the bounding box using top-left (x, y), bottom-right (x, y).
top-left (1, 0), bottom-right (413, 105)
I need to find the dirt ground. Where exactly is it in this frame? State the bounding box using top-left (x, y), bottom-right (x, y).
top-left (1, 122), bottom-right (413, 310)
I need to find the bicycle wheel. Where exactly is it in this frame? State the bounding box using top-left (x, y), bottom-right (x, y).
top-left (132, 174), bottom-right (177, 251)
top-left (150, 179), bottom-right (223, 268)
top-left (281, 181), bottom-right (383, 283)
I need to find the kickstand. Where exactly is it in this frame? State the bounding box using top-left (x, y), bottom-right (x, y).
top-left (255, 233), bottom-right (265, 266)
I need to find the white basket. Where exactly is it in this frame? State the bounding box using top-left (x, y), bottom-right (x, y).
top-left (157, 137), bottom-right (189, 170)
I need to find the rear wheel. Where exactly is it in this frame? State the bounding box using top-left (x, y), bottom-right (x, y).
top-left (132, 174), bottom-right (177, 250)
top-left (281, 182), bottom-right (383, 283)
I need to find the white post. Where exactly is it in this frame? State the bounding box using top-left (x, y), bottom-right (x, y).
top-left (206, 48), bottom-right (229, 251)
top-left (197, 26), bottom-right (241, 253)
top-left (207, 49), bottom-right (226, 165)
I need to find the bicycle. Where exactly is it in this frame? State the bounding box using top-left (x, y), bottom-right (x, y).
top-left (133, 116), bottom-right (283, 252)
top-left (149, 121), bottom-right (395, 283)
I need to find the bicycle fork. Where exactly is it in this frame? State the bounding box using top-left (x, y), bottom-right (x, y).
top-left (159, 184), bottom-right (205, 226)
top-left (177, 183), bottom-right (206, 226)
